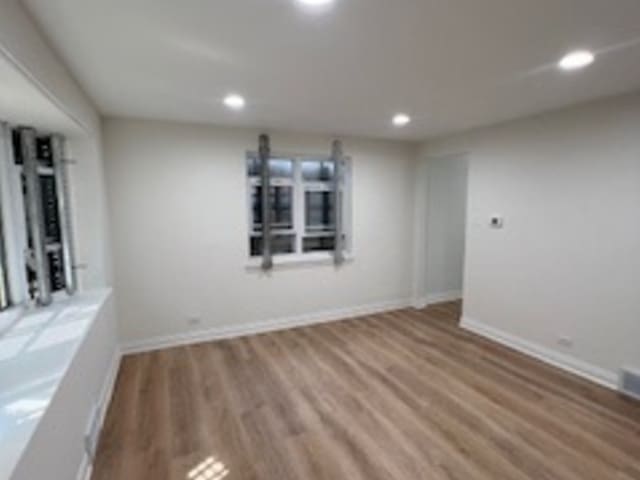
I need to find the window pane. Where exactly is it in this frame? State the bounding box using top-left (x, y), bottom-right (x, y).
top-left (250, 235), bottom-right (296, 257)
top-left (39, 175), bottom-right (62, 243)
top-left (305, 191), bottom-right (334, 233)
top-left (269, 158), bottom-right (293, 178)
top-left (247, 156), bottom-right (261, 177)
top-left (247, 156), bottom-right (293, 178)
top-left (36, 137), bottom-right (54, 167)
top-left (303, 236), bottom-right (335, 253)
top-left (302, 159), bottom-right (334, 182)
top-left (252, 186), bottom-right (293, 232)
top-left (47, 249), bottom-right (66, 291)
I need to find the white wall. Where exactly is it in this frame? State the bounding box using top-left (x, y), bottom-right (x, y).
top-left (103, 118), bottom-right (417, 346)
top-left (67, 133), bottom-right (113, 289)
top-left (0, 2), bottom-right (118, 479)
top-left (0, 0), bottom-right (99, 134)
top-left (0, 0), bottom-right (112, 290)
top-left (421, 91), bottom-right (640, 381)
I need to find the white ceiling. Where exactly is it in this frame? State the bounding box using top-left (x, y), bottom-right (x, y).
top-left (23, 0), bottom-right (640, 141)
top-left (0, 52), bottom-right (83, 136)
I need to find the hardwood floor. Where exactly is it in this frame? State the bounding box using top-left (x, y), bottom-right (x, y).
top-left (92, 302), bottom-right (640, 480)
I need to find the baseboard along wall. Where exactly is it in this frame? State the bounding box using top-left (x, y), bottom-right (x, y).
top-left (461, 316), bottom-right (619, 391)
top-left (121, 298), bottom-right (414, 355)
top-left (76, 347), bottom-right (122, 480)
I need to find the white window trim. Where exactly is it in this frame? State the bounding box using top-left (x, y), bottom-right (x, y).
top-left (0, 124), bottom-right (28, 309)
top-left (0, 125), bottom-right (25, 333)
top-left (245, 151), bottom-right (353, 268)
top-left (245, 251), bottom-right (354, 271)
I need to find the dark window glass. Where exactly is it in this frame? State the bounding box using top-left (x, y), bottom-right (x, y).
top-left (305, 191), bottom-right (334, 233)
top-left (247, 156), bottom-right (293, 178)
top-left (247, 156), bottom-right (260, 177)
top-left (12, 130), bottom-right (24, 165)
top-left (36, 137), bottom-right (54, 167)
top-left (302, 160), bottom-right (334, 182)
top-left (47, 249), bottom-right (66, 291)
top-left (303, 236), bottom-right (335, 253)
top-left (252, 186), bottom-right (293, 232)
top-left (250, 235), bottom-right (296, 257)
top-left (39, 176), bottom-right (61, 242)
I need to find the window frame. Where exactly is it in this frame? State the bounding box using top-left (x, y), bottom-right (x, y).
top-left (245, 151), bottom-right (352, 267)
top-left (0, 123), bottom-right (76, 331)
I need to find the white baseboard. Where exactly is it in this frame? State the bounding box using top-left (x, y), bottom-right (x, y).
top-left (76, 347), bottom-right (122, 480)
top-left (413, 290), bottom-right (462, 309)
top-left (122, 298), bottom-right (413, 355)
top-left (460, 316), bottom-right (618, 391)
top-left (76, 455), bottom-right (91, 480)
top-left (96, 347), bottom-right (122, 432)
top-left (426, 290), bottom-right (462, 305)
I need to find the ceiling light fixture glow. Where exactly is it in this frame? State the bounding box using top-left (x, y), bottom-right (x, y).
top-left (558, 50), bottom-right (595, 71)
top-left (297, 0), bottom-right (334, 6)
top-left (223, 94), bottom-right (245, 110)
top-left (392, 113), bottom-right (411, 127)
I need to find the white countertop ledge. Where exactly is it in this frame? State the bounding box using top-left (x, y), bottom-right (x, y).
top-left (0, 288), bottom-right (112, 480)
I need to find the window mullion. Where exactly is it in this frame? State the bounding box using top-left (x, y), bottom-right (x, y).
top-left (294, 158), bottom-right (304, 255)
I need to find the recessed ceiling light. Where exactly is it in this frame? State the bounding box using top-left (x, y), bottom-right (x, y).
top-left (558, 50), bottom-right (595, 71)
top-left (392, 114), bottom-right (411, 127)
top-left (223, 94), bottom-right (245, 110)
top-left (297, 0), bottom-right (334, 6)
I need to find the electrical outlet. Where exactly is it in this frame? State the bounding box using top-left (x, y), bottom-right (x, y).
top-left (187, 316), bottom-right (202, 327)
top-left (558, 336), bottom-right (573, 348)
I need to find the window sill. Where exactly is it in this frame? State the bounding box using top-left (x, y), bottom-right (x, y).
top-left (245, 252), bottom-right (353, 271)
top-left (0, 307), bottom-right (25, 338)
top-left (0, 288), bottom-right (112, 480)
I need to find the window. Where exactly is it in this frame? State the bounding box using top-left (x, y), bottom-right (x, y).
top-left (0, 210), bottom-right (9, 312)
top-left (246, 152), bottom-right (351, 261)
top-left (0, 122), bottom-right (76, 311)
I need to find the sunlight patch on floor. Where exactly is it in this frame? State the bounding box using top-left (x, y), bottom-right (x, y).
top-left (187, 456), bottom-right (229, 480)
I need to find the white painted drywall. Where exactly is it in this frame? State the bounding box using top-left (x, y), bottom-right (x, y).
top-left (0, 0), bottom-right (99, 134)
top-left (0, 3), bottom-right (118, 479)
top-left (67, 133), bottom-right (113, 289)
top-left (0, 0), bottom-right (112, 291)
top-left (424, 154), bottom-right (468, 302)
top-left (421, 91), bottom-right (640, 376)
top-left (103, 118), bottom-right (417, 345)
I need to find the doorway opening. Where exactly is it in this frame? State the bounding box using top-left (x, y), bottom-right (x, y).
top-left (424, 153), bottom-right (468, 323)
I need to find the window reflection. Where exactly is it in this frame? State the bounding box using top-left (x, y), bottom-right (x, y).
top-left (302, 160), bottom-right (334, 182)
top-left (247, 157), bottom-right (293, 178)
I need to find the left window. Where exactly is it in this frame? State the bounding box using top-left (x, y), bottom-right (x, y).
top-left (248, 157), bottom-right (296, 256)
top-left (0, 122), bottom-right (76, 311)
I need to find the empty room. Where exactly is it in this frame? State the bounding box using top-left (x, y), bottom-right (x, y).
top-left (1, 0), bottom-right (639, 479)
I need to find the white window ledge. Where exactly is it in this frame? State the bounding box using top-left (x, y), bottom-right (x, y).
top-left (246, 252), bottom-right (353, 271)
top-left (0, 288), bottom-right (112, 480)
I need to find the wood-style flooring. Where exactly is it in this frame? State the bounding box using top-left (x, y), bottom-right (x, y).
top-left (92, 302), bottom-right (640, 480)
